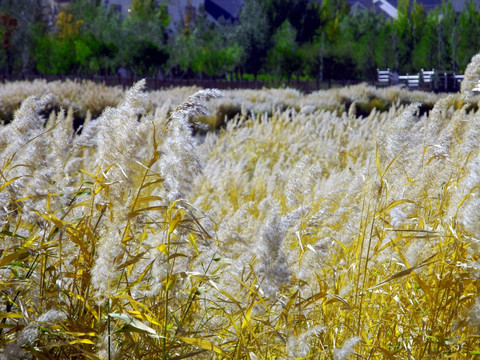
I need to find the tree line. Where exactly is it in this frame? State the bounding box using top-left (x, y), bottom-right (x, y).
top-left (0, 0), bottom-right (478, 82)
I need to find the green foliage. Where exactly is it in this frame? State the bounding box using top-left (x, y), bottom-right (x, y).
top-left (130, 0), bottom-right (157, 20)
top-left (0, 0), bottom-right (42, 74)
top-left (119, 2), bottom-right (170, 75)
top-left (34, 36), bottom-right (76, 75)
top-left (130, 0), bottom-right (171, 29)
top-left (263, 0), bottom-right (323, 42)
top-left (297, 41), bottom-right (321, 79)
top-left (375, 19), bottom-right (395, 69)
top-left (437, 0), bottom-right (460, 72)
top-left (32, 0), bottom-right (171, 76)
top-left (337, 10), bottom-right (383, 80)
top-left (3, 0), bottom-right (480, 80)
top-left (33, 1), bottom-right (120, 75)
top-left (234, 0), bottom-right (270, 78)
top-left (194, 42), bottom-right (242, 78)
top-left (129, 40), bottom-right (168, 76)
top-left (458, 0), bottom-right (480, 70)
top-left (412, 10), bottom-right (438, 70)
top-left (67, 0), bottom-right (121, 73)
top-left (168, 8), bottom-right (241, 78)
top-left (267, 20), bottom-right (302, 80)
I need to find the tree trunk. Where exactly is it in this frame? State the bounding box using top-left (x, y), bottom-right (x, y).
top-left (319, 31), bottom-right (325, 82)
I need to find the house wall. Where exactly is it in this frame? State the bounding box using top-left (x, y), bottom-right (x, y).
top-left (99, 0), bottom-right (207, 31)
top-left (39, 0), bottom-right (66, 28)
top-left (101, 0), bottom-right (132, 17)
top-left (205, 0), bottom-right (242, 21)
top-left (451, 0), bottom-right (480, 12)
top-left (166, 0), bottom-right (204, 33)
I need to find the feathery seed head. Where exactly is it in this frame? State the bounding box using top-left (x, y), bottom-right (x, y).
top-left (461, 54), bottom-right (480, 94)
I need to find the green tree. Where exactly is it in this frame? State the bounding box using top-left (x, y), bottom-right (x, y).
top-left (119, 1), bottom-right (170, 75)
top-left (315, 0), bottom-right (350, 82)
top-left (339, 10), bottom-right (385, 80)
top-left (412, 8), bottom-right (439, 71)
top-left (130, 0), bottom-right (157, 20)
top-left (35, 34), bottom-right (76, 75)
top-left (411, 0), bottom-right (459, 73)
top-left (234, 0), bottom-right (270, 79)
top-left (68, 0), bottom-right (122, 74)
top-left (458, 0), bottom-right (480, 71)
top-left (34, 9), bottom-right (84, 75)
top-left (33, 1), bottom-right (127, 75)
top-left (439, 0), bottom-right (460, 72)
top-left (267, 20), bottom-right (302, 80)
top-left (0, 0), bottom-right (42, 74)
top-left (375, 17), bottom-right (395, 70)
top-left (168, 9), bottom-right (241, 79)
top-left (322, 33), bottom-right (357, 82)
top-left (0, 13), bottom-right (17, 75)
top-left (263, 0), bottom-right (322, 43)
top-left (194, 28), bottom-right (242, 78)
top-left (390, 0), bottom-right (430, 73)
top-left (168, 30), bottom-right (196, 77)
top-left (393, 0), bottom-right (412, 72)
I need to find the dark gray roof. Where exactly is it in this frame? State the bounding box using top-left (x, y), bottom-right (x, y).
top-left (417, 0), bottom-right (444, 11)
top-left (204, 0), bottom-right (480, 25)
top-left (205, 0), bottom-right (243, 21)
top-left (349, 0), bottom-right (373, 9)
top-left (388, 0), bottom-right (397, 7)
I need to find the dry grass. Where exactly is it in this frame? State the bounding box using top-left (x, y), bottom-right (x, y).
top-left (0, 66), bottom-right (480, 359)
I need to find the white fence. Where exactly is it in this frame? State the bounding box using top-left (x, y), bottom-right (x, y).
top-left (377, 69), bottom-right (464, 92)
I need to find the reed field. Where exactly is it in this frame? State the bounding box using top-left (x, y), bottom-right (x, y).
top-left (1, 57), bottom-right (480, 360)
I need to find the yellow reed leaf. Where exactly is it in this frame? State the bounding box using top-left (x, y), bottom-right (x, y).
top-left (276, 290), bottom-right (298, 330)
top-left (0, 176), bottom-right (20, 191)
top-left (178, 336), bottom-right (229, 357)
top-left (69, 339), bottom-right (95, 345)
top-left (0, 248), bottom-right (30, 267)
top-left (0, 312), bottom-right (23, 318)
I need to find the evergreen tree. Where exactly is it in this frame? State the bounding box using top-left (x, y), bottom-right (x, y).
top-left (120, 0), bottom-right (170, 75)
top-left (412, 8), bottom-right (439, 71)
top-left (168, 7), bottom-right (241, 79)
top-left (0, 0), bottom-right (42, 74)
top-left (263, 0), bottom-right (322, 43)
top-left (340, 10), bottom-right (384, 80)
top-left (267, 20), bottom-right (301, 80)
top-left (234, 0), bottom-right (270, 79)
top-left (457, 0), bottom-right (479, 71)
top-left (375, 17), bottom-right (395, 70)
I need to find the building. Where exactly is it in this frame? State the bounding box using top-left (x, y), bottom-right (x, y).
top-left (204, 0), bottom-right (242, 22)
top-left (42, 0), bottom-right (480, 31)
top-left (98, 0), bottom-right (242, 28)
top-left (373, 0), bottom-right (398, 18)
top-left (420, 0), bottom-right (478, 12)
top-left (39, 0), bottom-right (70, 28)
top-left (347, 0), bottom-right (480, 19)
top-left (166, 0), bottom-right (203, 31)
top-left (102, 0), bottom-right (132, 17)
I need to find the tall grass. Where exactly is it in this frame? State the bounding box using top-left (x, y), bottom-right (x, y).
top-left (0, 59), bottom-right (479, 359)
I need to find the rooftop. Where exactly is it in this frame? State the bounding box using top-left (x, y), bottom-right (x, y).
top-left (206, 0), bottom-right (242, 20)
